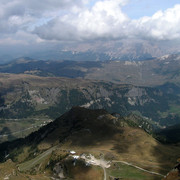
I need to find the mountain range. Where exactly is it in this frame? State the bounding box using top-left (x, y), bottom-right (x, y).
top-left (0, 53), bottom-right (180, 179)
top-left (0, 53), bottom-right (180, 86)
top-left (0, 72), bottom-right (180, 142)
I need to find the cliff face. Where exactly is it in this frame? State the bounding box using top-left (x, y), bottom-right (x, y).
top-left (0, 73), bottom-right (178, 126)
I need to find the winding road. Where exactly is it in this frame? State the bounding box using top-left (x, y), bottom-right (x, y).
top-left (18, 147), bottom-right (164, 179)
top-left (18, 145), bottom-right (58, 171)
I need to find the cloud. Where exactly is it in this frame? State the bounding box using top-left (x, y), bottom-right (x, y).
top-left (0, 0), bottom-right (84, 34)
top-left (0, 31), bottom-right (44, 46)
top-left (33, 1), bottom-right (180, 41)
top-left (0, 0), bottom-right (180, 49)
top-left (132, 4), bottom-right (180, 40)
top-left (34, 0), bottom-right (129, 41)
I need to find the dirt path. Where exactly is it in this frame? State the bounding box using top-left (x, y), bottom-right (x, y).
top-left (102, 165), bottom-right (106, 180)
top-left (113, 160), bottom-right (165, 177)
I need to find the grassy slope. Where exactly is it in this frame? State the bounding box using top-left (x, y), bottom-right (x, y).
top-left (108, 162), bottom-right (161, 180)
top-left (9, 108), bottom-right (178, 179)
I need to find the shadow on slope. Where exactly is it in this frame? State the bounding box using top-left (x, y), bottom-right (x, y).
top-left (51, 107), bottom-right (180, 179)
top-left (0, 107), bottom-right (180, 180)
top-left (0, 127), bottom-right (16, 142)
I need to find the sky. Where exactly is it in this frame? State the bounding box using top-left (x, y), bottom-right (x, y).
top-left (123, 0), bottom-right (180, 19)
top-left (0, 0), bottom-right (180, 61)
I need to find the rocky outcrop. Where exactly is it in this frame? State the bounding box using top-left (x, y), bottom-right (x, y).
top-left (163, 160), bottom-right (180, 180)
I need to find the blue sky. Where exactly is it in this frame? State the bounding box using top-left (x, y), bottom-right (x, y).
top-left (122, 0), bottom-right (180, 18)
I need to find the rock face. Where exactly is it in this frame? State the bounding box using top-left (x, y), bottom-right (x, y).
top-left (0, 73), bottom-right (179, 128)
top-left (163, 161), bottom-right (180, 180)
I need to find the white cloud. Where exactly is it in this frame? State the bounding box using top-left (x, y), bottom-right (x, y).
top-left (132, 4), bottom-right (180, 40)
top-left (33, 1), bottom-right (180, 42)
top-left (0, 0), bottom-right (180, 49)
top-left (34, 0), bottom-right (130, 41)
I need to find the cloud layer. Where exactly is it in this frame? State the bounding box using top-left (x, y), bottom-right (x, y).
top-left (132, 4), bottom-right (180, 40)
top-left (0, 0), bottom-right (180, 46)
top-left (34, 0), bottom-right (129, 41)
top-left (33, 0), bottom-right (180, 41)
